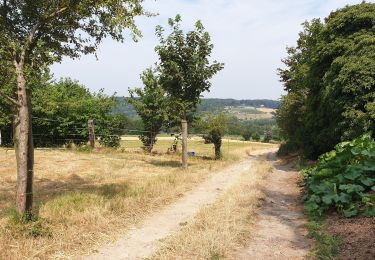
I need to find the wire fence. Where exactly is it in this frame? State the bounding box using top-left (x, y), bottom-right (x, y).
top-left (0, 116), bottom-right (184, 152)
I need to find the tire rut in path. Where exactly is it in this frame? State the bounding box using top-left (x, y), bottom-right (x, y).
top-left (84, 150), bottom-right (274, 260)
top-left (235, 155), bottom-right (312, 259)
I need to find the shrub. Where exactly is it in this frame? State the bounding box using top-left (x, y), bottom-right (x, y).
top-left (303, 133), bottom-right (375, 217)
top-left (202, 114), bottom-right (227, 160)
top-left (252, 133), bottom-right (261, 141)
top-left (263, 130), bottom-right (271, 143)
top-left (277, 141), bottom-right (299, 156)
top-left (99, 135), bottom-right (121, 148)
top-left (241, 130), bottom-right (252, 141)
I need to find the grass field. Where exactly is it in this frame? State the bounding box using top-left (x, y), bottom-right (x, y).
top-left (0, 138), bottom-right (277, 259)
top-left (225, 107), bottom-right (276, 120)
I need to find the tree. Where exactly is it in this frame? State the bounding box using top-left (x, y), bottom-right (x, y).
top-left (263, 129), bottom-right (271, 143)
top-left (242, 129), bottom-right (252, 141)
top-left (277, 2), bottom-right (375, 158)
top-left (32, 78), bottom-right (126, 147)
top-left (0, 0), bottom-right (147, 217)
top-left (252, 133), bottom-right (261, 142)
top-left (202, 114), bottom-right (227, 160)
top-left (127, 68), bottom-right (169, 152)
top-left (155, 15), bottom-right (224, 122)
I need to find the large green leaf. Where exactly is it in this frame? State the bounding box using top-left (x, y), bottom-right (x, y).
top-left (339, 184), bottom-right (365, 194)
top-left (360, 177), bottom-right (375, 187)
top-left (343, 207), bottom-right (358, 218)
top-left (343, 167), bottom-right (362, 180)
top-left (364, 206), bottom-right (375, 217)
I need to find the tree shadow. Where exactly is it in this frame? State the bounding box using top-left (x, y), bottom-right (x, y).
top-left (0, 174), bottom-right (134, 218)
top-left (148, 159), bottom-right (182, 168)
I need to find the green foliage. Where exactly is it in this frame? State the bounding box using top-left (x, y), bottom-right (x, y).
top-left (252, 133), bottom-right (261, 142)
top-left (155, 15), bottom-right (224, 120)
top-left (242, 130), bottom-right (252, 141)
top-left (1, 77), bottom-right (130, 148)
top-left (0, 0), bottom-right (147, 146)
top-left (31, 78), bottom-right (126, 147)
top-left (127, 68), bottom-right (170, 152)
top-left (6, 209), bottom-right (51, 238)
top-left (277, 141), bottom-right (299, 156)
top-left (0, 0), bottom-right (147, 71)
top-left (263, 130), bottom-right (272, 143)
top-left (277, 2), bottom-right (375, 158)
top-left (303, 134), bottom-right (375, 217)
top-left (305, 220), bottom-right (342, 260)
top-left (99, 135), bottom-right (121, 149)
top-left (201, 114), bottom-right (227, 160)
top-left (115, 98), bottom-right (280, 117)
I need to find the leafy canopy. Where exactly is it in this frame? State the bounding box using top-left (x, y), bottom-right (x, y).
top-left (126, 68), bottom-right (170, 151)
top-left (277, 2), bottom-right (375, 158)
top-left (0, 0), bottom-right (147, 62)
top-left (32, 78), bottom-right (127, 147)
top-left (155, 15), bottom-right (224, 120)
top-left (202, 113), bottom-right (227, 159)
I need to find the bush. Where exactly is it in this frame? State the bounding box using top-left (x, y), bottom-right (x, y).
top-left (263, 131), bottom-right (271, 143)
top-left (242, 130), bottom-right (252, 141)
top-left (277, 142), bottom-right (299, 156)
top-left (99, 135), bottom-right (121, 148)
top-left (303, 133), bottom-right (375, 217)
top-left (252, 133), bottom-right (260, 141)
top-left (201, 114), bottom-right (227, 160)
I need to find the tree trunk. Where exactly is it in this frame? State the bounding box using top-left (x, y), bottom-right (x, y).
top-left (214, 143), bottom-right (221, 160)
top-left (14, 62), bottom-right (34, 218)
top-left (181, 120), bottom-right (188, 169)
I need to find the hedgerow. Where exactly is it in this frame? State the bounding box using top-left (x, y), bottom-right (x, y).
top-left (303, 133), bottom-right (375, 217)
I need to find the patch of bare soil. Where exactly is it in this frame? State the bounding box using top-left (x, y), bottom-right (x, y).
top-left (234, 157), bottom-right (313, 259)
top-left (326, 214), bottom-right (375, 260)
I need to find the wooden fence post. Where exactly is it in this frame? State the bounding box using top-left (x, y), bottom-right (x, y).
top-left (181, 120), bottom-right (188, 169)
top-left (88, 120), bottom-right (95, 148)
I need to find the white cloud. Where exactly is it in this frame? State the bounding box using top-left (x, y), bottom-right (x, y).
top-left (51, 0), bottom-right (369, 99)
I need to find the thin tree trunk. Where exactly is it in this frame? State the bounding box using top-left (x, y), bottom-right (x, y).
top-left (214, 143), bottom-right (221, 160)
top-left (14, 61), bottom-right (34, 218)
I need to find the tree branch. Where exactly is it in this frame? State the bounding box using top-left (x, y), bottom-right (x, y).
top-left (22, 6), bottom-right (68, 60)
top-left (0, 89), bottom-right (21, 107)
top-left (45, 6), bottom-right (68, 19)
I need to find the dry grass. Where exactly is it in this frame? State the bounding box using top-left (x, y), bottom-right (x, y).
top-left (152, 158), bottom-right (273, 260)
top-left (0, 139), bottom-right (277, 259)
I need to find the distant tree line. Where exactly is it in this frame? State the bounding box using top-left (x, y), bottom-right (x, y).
top-left (277, 2), bottom-right (375, 159)
top-left (116, 98), bottom-right (280, 117)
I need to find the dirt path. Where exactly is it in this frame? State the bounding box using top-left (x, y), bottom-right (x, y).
top-left (85, 149), bottom-right (276, 260)
top-left (235, 155), bottom-right (312, 259)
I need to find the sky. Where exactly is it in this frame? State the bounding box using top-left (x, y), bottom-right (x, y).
top-left (51, 0), bottom-right (368, 100)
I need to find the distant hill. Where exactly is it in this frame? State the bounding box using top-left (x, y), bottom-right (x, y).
top-left (115, 97), bottom-right (280, 118)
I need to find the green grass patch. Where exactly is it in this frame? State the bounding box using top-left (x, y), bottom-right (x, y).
top-left (305, 218), bottom-right (342, 260)
top-left (5, 209), bottom-right (51, 238)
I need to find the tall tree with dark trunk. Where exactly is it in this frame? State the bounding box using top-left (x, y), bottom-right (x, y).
top-left (0, 0), bottom-right (148, 217)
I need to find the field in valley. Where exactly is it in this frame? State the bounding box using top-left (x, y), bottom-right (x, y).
top-left (224, 106), bottom-right (276, 120)
top-left (0, 138), bottom-right (277, 259)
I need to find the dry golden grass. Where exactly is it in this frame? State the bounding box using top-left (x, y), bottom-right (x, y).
top-left (152, 158), bottom-right (273, 260)
top-left (0, 139), bottom-right (277, 259)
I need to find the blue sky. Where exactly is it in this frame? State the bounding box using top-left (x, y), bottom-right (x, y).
top-left (51, 0), bottom-right (369, 100)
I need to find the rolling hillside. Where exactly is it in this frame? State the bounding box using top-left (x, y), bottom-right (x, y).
top-left (115, 98), bottom-right (279, 119)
